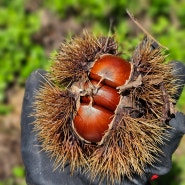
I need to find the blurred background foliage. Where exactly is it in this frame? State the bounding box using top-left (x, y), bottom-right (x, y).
top-left (0, 0), bottom-right (185, 184)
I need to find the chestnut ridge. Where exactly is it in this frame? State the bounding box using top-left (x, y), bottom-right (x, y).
top-left (32, 25), bottom-right (177, 184)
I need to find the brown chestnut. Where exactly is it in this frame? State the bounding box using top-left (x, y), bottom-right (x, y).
top-left (90, 54), bottom-right (131, 88)
top-left (82, 80), bottom-right (120, 112)
top-left (73, 103), bottom-right (113, 143)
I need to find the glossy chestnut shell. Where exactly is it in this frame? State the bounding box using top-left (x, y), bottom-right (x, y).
top-left (73, 54), bottom-right (132, 143)
top-left (82, 80), bottom-right (120, 112)
top-left (74, 103), bottom-right (113, 143)
top-left (90, 54), bottom-right (131, 87)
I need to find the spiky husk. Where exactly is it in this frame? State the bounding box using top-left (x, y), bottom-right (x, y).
top-left (51, 31), bottom-right (118, 87)
top-left (32, 32), bottom-right (177, 185)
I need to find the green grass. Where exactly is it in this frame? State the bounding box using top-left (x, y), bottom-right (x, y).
top-left (0, 166), bottom-right (26, 185)
top-left (0, 0), bottom-right (47, 113)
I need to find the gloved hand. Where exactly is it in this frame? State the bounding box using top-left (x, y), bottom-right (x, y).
top-left (21, 61), bottom-right (185, 185)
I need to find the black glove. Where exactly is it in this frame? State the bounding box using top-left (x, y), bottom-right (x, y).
top-left (21, 61), bottom-right (185, 185)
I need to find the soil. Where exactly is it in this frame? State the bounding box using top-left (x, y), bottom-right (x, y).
top-left (32, 9), bottom-right (82, 56)
top-left (0, 87), bottom-right (24, 180)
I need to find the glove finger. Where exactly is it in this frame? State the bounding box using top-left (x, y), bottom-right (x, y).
top-left (145, 112), bottom-right (185, 177)
top-left (171, 61), bottom-right (185, 101)
top-left (21, 69), bottom-right (63, 185)
top-left (169, 111), bottom-right (185, 135)
top-left (21, 70), bottom-right (90, 185)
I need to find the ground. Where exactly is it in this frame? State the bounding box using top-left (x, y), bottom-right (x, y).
top-left (0, 87), bottom-right (24, 179)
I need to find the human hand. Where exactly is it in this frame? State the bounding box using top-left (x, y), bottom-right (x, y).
top-left (21, 61), bottom-right (185, 185)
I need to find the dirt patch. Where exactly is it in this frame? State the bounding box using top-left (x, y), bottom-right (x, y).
top-left (0, 87), bottom-right (24, 180)
top-left (32, 10), bottom-right (83, 56)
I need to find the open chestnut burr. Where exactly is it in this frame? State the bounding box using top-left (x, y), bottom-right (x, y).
top-left (33, 30), bottom-right (177, 184)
